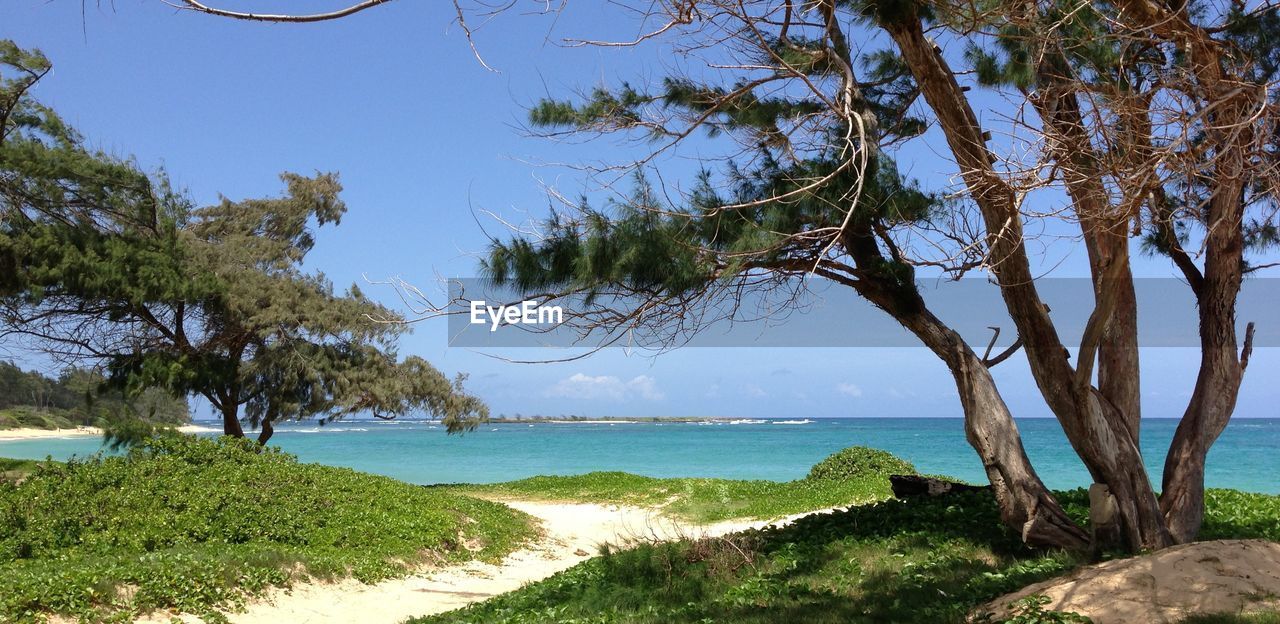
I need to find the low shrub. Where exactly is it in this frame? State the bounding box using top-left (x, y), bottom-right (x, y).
top-left (805, 445), bottom-right (917, 482)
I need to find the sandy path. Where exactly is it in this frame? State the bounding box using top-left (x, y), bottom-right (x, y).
top-left (146, 500), bottom-right (818, 624)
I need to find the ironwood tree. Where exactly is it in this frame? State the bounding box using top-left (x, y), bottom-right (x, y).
top-left (0, 41), bottom-right (486, 443)
top-left (146, 0), bottom-right (1278, 551)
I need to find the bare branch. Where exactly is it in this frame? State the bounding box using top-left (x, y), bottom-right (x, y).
top-left (164, 0), bottom-right (395, 22)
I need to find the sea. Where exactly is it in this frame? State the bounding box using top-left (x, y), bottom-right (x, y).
top-left (1, 417), bottom-right (1276, 494)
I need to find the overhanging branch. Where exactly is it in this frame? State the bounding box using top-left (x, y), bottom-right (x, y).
top-left (166, 0), bottom-right (395, 22)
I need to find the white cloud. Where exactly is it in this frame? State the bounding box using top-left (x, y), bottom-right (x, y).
top-left (627, 375), bottom-right (665, 400)
top-left (836, 382), bottom-right (863, 398)
top-left (744, 384), bottom-right (768, 398)
top-left (544, 373), bottom-right (665, 401)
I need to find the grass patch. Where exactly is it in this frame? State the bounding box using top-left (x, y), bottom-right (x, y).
top-left (461, 446), bottom-right (913, 523)
top-left (1199, 489), bottom-right (1280, 541)
top-left (417, 476), bottom-right (1280, 624)
top-left (410, 490), bottom-right (1087, 624)
top-left (0, 435), bottom-right (536, 623)
top-left (0, 457), bottom-right (60, 483)
top-left (1181, 614), bottom-right (1280, 624)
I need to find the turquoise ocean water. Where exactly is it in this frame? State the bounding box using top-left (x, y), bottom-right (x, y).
top-left (0, 418), bottom-right (1276, 493)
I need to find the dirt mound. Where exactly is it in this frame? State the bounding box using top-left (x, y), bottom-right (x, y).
top-left (977, 539), bottom-right (1280, 624)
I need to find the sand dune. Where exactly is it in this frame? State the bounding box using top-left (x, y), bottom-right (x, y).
top-left (978, 539), bottom-right (1280, 623)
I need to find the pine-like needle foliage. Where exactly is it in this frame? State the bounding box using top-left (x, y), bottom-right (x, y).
top-left (0, 41), bottom-right (484, 440)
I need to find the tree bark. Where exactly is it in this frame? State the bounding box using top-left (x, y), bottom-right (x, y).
top-left (1105, 0), bottom-right (1255, 544)
top-left (1160, 156), bottom-right (1248, 541)
top-left (903, 307), bottom-right (1090, 549)
top-left (842, 268), bottom-right (1088, 550)
top-left (256, 418), bottom-right (275, 445)
top-left (882, 13), bottom-right (1172, 551)
top-left (220, 402), bottom-right (245, 438)
top-left (1032, 50), bottom-right (1143, 445)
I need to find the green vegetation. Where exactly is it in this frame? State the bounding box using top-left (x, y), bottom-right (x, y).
top-left (464, 446), bottom-right (914, 523)
top-left (0, 436), bottom-right (536, 623)
top-left (0, 362), bottom-right (189, 430)
top-left (1, 42), bottom-right (484, 444)
top-left (1177, 613), bottom-right (1280, 624)
top-left (0, 457), bottom-right (57, 483)
top-left (411, 490), bottom-right (1083, 624)
top-left (411, 486), bottom-right (1280, 624)
top-left (422, 449), bottom-right (1280, 624)
top-left (997, 595), bottom-right (1091, 624)
top-left (1198, 490), bottom-right (1280, 541)
top-left (1181, 613), bottom-right (1280, 624)
top-left (806, 446), bottom-right (916, 482)
top-left (0, 406), bottom-right (77, 431)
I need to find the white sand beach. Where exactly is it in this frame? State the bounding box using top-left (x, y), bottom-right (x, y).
top-left (0, 424), bottom-right (221, 441)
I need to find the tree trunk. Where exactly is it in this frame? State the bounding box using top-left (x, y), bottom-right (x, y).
top-left (903, 308), bottom-right (1090, 550)
top-left (1109, 0), bottom-right (1256, 545)
top-left (849, 266), bottom-right (1089, 550)
top-left (883, 13), bottom-right (1172, 551)
top-left (1159, 156), bottom-right (1248, 542)
top-left (220, 403), bottom-right (245, 438)
top-left (256, 418), bottom-right (275, 445)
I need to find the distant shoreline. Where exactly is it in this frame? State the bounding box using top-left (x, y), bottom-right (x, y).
top-left (0, 424), bottom-right (221, 441)
top-left (487, 416), bottom-right (723, 424)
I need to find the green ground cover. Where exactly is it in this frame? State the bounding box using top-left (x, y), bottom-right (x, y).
top-left (1182, 615), bottom-right (1280, 624)
top-left (0, 406), bottom-right (80, 431)
top-left (0, 457), bottom-right (58, 484)
top-left (0, 436), bottom-right (536, 623)
top-left (418, 448), bottom-right (1280, 624)
top-left (460, 446), bottom-right (914, 523)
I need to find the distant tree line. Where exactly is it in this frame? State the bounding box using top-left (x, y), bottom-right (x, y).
top-left (0, 361), bottom-right (189, 429)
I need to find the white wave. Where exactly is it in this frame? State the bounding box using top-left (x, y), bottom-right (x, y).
top-left (279, 426), bottom-right (369, 434)
top-left (771, 419), bottom-right (813, 425)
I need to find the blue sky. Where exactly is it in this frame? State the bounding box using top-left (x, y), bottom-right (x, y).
top-left (1, 0), bottom-right (1275, 420)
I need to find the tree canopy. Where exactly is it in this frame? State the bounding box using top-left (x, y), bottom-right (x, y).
top-left (455, 0), bottom-right (1278, 552)
top-left (0, 40), bottom-right (486, 443)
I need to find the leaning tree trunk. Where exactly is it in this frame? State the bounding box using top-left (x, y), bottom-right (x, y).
top-left (1031, 53), bottom-right (1158, 550)
top-left (256, 411), bottom-right (277, 445)
top-left (904, 307), bottom-right (1090, 549)
top-left (808, 0), bottom-right (1087, 550)
top-left (208, 386), bottom-right (247, 438)
top-left (840, 261), bottom-right (1088, 549)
